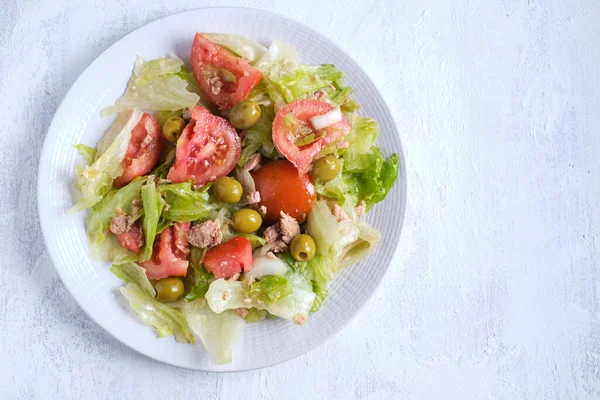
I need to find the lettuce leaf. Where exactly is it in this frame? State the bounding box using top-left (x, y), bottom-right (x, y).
top-left (71, 109), bottom-right (143, 212)
top-left (209, 208), bottom-right (236, 241)
top-left (158, 182), bottom-right (215, 222)
top-left (235, 166), bottom-right (256, 205)
top-left (150, 147), bottom-right (176, 178)
top-left (204, 279), bottom-right (246, 313)
top-left (110, 262), bottom-right (156, 297)
top-left (342, 115), bottom-right (379, 160)
top-left (139, 180), bottom-right (164, 262)
top-left (185, 254), bottom-right (215, 302)
top-left (205, 274), bottom-right (315, 323)
top-left (266, 272), bottom-right (315, 322)
top-left (120, 283), bottom-right (194, 343)
top-left (255, 41), bottom-right (353, 107)
top-left (333, 221), bottom-right (381, 271)
top-left (246, 81), bottom-right (273, 107)
top-left (181, 299), bottom-right (243, 365)
top-left (86, 176), bottom-right (146, 261)
top-left (101, 57), bottom-right (200, 116)
top-left (237, 233), bottom-right (267, 249)
top-left (74, 144), bottom-right (97, 165)
top-left (278, 253), bottom-right (313, 281)
top-left (317, 149), bottom-right (399, 211)
top-left (202, 33), bottom-right (267, 63)
top-left (306, 200), bottom-right (339, 255)
top-left (254, 40), bottom-right (298, 81)
top-left (238, 105), bottom-right (278, 166)
top-left (308, 254), bottom-right (333, 312)
top-left (310, 278), bottom-right (328, 312)
top-left (245, 275), bottom-right (292, 305)
top-left (343, 150), bottom-right (399, 210)
top-left (241, 308), bottom-right (267, 323)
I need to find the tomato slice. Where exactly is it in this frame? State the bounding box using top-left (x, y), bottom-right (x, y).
top-left (272, 100), bottom-right (351, 175)
top-left (141, 222), bottom-right (190, 280)
top-left (116, 223), bottom-right (143, 253)
top-left (203, 236), bottom-right (253, 279)
top-left (252, 160), bottom-right (316, 224)
top-left (114, 112), bottom-right (162, 187)
top-left (167, 106), bottom-right (241, 186)
top-left (190, 33), bottom-right (263, 110)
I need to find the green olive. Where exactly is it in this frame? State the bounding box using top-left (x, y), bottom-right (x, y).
top-left (162, 116), bottom-right (186, 142)
top-left (290, 234), bottom-right (316, 262)
top-left (229, 101), bottom-right (261, 129)
top-left (233, 208), bottom-right (263, 233)
top-left (154, 277), bottom-right (184, 303)
top-left (213, 177), bottom-right (243, 203)
top-left (312, 155), bottom-right (341, 183)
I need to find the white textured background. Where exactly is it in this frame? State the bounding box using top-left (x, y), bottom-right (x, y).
top-left (2, 0), bottom-right (599, 399)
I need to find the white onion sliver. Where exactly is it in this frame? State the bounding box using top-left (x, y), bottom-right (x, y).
top-left (245, 256), bottom-right (289, 280)
top-left (309, 106), bottom-right (342, 130)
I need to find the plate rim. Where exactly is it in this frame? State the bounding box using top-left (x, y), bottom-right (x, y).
top-left (37, 6), bottom-right (408, 372)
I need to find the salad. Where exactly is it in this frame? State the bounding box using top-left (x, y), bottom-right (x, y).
top-left (71, 33), bottom-right (399, 364)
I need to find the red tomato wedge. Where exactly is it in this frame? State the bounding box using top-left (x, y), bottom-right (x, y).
top-left (141, 222), bottom-right (190, 280)
top-left (167, 106), bottom-right (241, 186)
top-left (114, 112), bottom-right (162, 187)
top-left (116, 223), bottom-right (144, 253)
top-left (252, 160), bottom-right (316, 224)
top-left (203, 236), bottom-right (253, 279)
top-left (272, 100), bottom-right (351, 175)
top-left (190, 33), bottom-right (263, 110)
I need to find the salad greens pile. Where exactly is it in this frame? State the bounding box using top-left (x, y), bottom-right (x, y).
top-left (72, 33), bottom-right (399, 365)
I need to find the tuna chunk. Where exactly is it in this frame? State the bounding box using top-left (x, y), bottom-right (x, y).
top-left (332, 203), bottom-right (349, 222)
top-left (264, 212), bottom-right (300, 252)
top-left (187, 219), bottom-right (223, 249)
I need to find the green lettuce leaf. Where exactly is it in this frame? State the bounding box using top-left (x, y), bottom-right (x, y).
top-left (71, 109), bottom-right (144, 212)
top-left (245, 275), bottom-right (292, 305)
top-left (279, 248), bottom-right (334, 312)
top-left (74, 144), bottom-right (97, 165)
top-left (101, 57), bottom-right (200, 116)
top-left (307, 254), bottom-right (333, 312)
top-left (110, 262), bottom-right (155, 297)
top-left (255, 41), bottom-right (354, 107)
top-left (139, 180), bottom-right (164, 262)
top-left (238, 105), bottom-right (278, 166)
top-left (185, 254), bottom-right (215, 302)
top-left (246, 81), bottom-right (273, 107)
top-left (181, 299), bottom-right (243, 365)
top-left (342, 115), bottom-right (379, 159)
top-left (86, 176), bottom-right (146, 261)
top-left (205, 274), bottom-right (315, 323)
top-left (120, 283), bottom-right (194, 343)
top-left (310, 278), bottom-right (328, 312)
top-left (317, 148), bottom-right (399, 211)
top-left (343, 150), bottom-right (399, 210)
top-left (306, 200), bottom-right (339, 255)
top-left (241, 308), bottom-right (267, 323)
top-left (158, 182), bottom-right (215, 222)
top-left (202, 33), bottom-right (267, 63)
top-left (237, 233), bottom-right (267, 249)
top-left (150, 147), bottom-right (176, 178)
top-left (254, 40), bottom-right (298, 81)
top-left (266, 272), bottom-right (315, 322)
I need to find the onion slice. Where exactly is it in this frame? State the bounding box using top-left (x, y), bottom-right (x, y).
top-left (309, 106), bottom-right (342, 130)
top-left (245, 255), bottom-right (289, 280)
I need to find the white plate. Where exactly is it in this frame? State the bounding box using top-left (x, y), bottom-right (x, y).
top-left (37, 7), bottom-right (407, 371)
